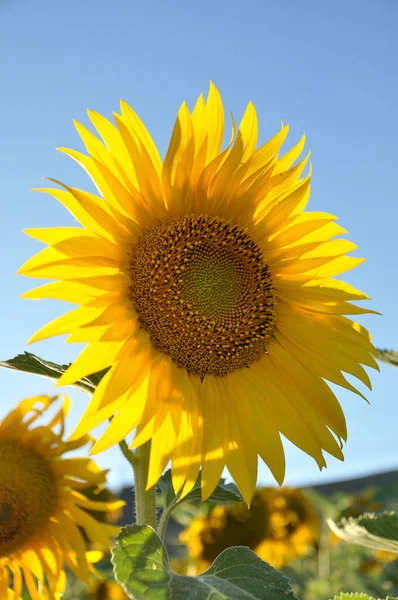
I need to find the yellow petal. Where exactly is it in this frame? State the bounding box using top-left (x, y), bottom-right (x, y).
top-left (275, 327), bottom-right (367, 401)
top-left (119, 100), bottom-right (163, 176)
top-left (227, 370), bottom-right (286, 484)
top-left (23, 226), bottom-right (86, 244)
top-left (147, 413), bottom-right (178, 489)
top-left (269, 340), bottom-right (347, 439)
top-left (173, 375), bottom-right (203, 498)
top-left (27, 306), bottom-right (106, 344)
top-left (244, 124), bottom-right (289, 178)
top-left (269, 212), bottom-right (337, 246)
top-left (206, 82), bottom-right (224, 162)
top-left (57, 341), bottom-right (123, 386)
top-left (68, 489), bottom-right (125, 512)
top-left (261, 177), bottom-right (311, 231)
top-left (32, 185), bottom-right (122, 241)
top-left (74, 119), bottom-right (133, 192)
top-left (226, 413), bottom-right (258, 506)
top-left (307, 255), bottom-right (366, 277)
top-left (162, 102), bottom-right (194, 211)
top-left (91, 383), bottom-right (149, 454)
top-left (200, 376), bottom-right (230, 501)
top-left (191, 93), bottom-right (206, 151)
top-left (21, 281), bottom-right (101, 304)
top-left (87, 108), bottom-right (137, 183)
top-left (90, 331), bottom-right (152, 409)
top-left (239, 101), bottom-right (258, 162)
top-left (130, 354), bottom-right (185, 449)
top-left (114, 113), bottom-right (165, 217)
top-left (247, 359), bottom-right (327, 468)
top-left (273, 134), bottom-right (306, 174)
top-left (52, 235), bottom-right (121, 260)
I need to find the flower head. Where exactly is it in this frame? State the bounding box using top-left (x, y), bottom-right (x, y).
top-left (0, 395), bottom-right (124, 599)
top-left (86, 580), bottom-right (128, 599)
top-left (19, 83), bottom-right (378, 504)
top-left (180, 487), bottom-right (320, 572)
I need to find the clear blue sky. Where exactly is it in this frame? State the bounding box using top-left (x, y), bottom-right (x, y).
top-left (0, 0), bottom-right (397, 490)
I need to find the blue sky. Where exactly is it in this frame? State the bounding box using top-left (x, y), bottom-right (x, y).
top-left (0, 0), bottom-right (397, 490)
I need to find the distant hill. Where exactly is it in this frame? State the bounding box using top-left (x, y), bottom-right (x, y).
top-left (304, 468), bottom-right (398, 495)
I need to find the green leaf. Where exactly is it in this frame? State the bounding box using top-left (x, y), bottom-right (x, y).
top-left (183, 476), bottom-right (243, 505)
top-left (157, 469), bottom-right (242, 509)
top-left (376, 348), bottom-right (398, 368)
top-left (112, 524), bottom-right (298, 600)
top-left (327, 511), bottom-right (398, 553)
top-left (332, 594), bottom-right (398, 600)
top-left (0, 351), bottom-right (107, 394)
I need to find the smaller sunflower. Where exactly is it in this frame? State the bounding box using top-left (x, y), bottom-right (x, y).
top-left (0, 395), bottom-right (124, 600)
top-left (180, 486), bottom-right (319, 572)
top-left (359, 550), bottom-right (397, 576)
top-left (86, 580), bottom-right (128, 599)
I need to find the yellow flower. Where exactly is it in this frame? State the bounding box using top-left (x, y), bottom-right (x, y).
top-left (0, 395), bottom-right (124, 600)
top-left (373, 549), bottom-right (397, 563)
top-left (359, 551), bottom-right (397, 576)
top-left (86, 580), bottom-right (129, 599)
top-left (180, 487), bottom-right (320, 572)
top-left (19, 83), bottom-right (378, 504)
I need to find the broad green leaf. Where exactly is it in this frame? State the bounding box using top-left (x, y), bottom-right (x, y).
top-left (112, 524), bottom-right (298, 600)
top-left (377, 348), bottom-right (398, 368)
top-left (332, 594), bottom-right (398, 600)
top-left (157, 469), bottom-right (242, 509)
top-left (183, 476), bottom-right (243, 505)
top-left (327, 511), bottom-right (398, 553)
top-left (358, 512), bottom-right (398, 542)
top-left (0, 351), bottom-right (107, 394)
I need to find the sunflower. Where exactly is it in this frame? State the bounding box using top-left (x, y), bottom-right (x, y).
top-left (0, 395), bottom-right (124, 599)
top-left (19, 83), bottom-right (378, 504)
top-left (86, 579), bottom-right (128, 599)
top-left (359, 550), bottom-right (397, 576)
top-left (179, 487), bottom-right (320, 572)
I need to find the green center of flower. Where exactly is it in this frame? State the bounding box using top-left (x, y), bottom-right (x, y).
top-left (129, 214), bottom-right (275, 377)
top-left (0, 441), bottom-right (56, 556)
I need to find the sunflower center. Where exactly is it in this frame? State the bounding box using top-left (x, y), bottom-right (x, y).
top-left (0, 441), bottom-right (56, 556)
top-left (129, 214), bottom-right (275, 376)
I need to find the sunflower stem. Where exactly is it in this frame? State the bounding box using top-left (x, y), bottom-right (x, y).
top-left (132, 441), bottom-right (157, 528)
top-left (157, 504), bottom-right (173, 541)
top-left (117, 439), bottom-right (139, 468)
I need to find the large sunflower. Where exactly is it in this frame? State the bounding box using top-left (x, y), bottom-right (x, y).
top-left (0, 395), bottom-right (124, 599)
top-left (19, 83), bottom-right (378, 505)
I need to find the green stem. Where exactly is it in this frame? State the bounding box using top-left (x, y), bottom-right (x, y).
top-left (157, 503), bottom-right (174, 541)
top-left (118, 439), bottom-right (139, 468)
top-left (132, 441), bottom-right (157, 528)
top-left (318, 520), bottom-right (331, 586)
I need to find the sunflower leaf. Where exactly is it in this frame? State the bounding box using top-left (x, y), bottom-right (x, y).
top-left (112, 524), bottom-right (298, 600)
top-left (376, 348), bottom-right (398, 368)
top-left (327, 511), bottom-right (398, 553)
top-left (0, 351), bottom-right (107, 394)
top-left (332, 594), bottom-right (398, 600)
top-left (157, 469), bottom-right (242, 509)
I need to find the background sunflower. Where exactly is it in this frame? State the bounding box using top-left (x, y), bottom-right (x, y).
top-left (179, 486), bottom-right (320, 573)
top-left (0, 395), bottom-right (124, 600)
